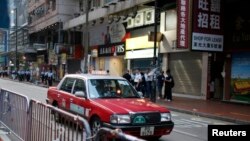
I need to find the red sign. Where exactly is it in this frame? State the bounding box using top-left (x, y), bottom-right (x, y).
top-left (177, 0), bottom-right (190, 49)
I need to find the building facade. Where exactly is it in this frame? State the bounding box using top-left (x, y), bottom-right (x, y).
top-left (2, 0), bottom-right (247, 103)
top-left (28, 0), bottom-right (82, 79)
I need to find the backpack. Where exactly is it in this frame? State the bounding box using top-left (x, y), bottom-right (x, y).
top-left (170, 76), bottom-right (175, 88)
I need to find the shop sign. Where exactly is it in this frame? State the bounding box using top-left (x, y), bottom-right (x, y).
top-left (231, 52), bottom-right (250, 103)
top-left (177, 0), bottom-right (190, 48)
top-left (125, 49), bottom-right (158, 59)
top-left (98, 42), bottom-right (125, 57)
top-left (126, 36), bottom-right (154, 50)
top-left (192, 0), bottom-right (223, 51)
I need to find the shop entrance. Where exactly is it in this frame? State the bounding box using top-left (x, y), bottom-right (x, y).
top-left (209, 53), bottom-right (225, 100)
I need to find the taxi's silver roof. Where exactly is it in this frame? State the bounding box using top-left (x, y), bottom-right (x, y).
top-left (64, 73), bottom-right (125, 80)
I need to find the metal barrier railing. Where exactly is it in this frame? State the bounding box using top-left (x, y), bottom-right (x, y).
top-left (0, 88), bottom-right (92, 141)
top-left (28, 99), bottom-right (92, 141)
top-left (0, 89), bottom-right (29, 141)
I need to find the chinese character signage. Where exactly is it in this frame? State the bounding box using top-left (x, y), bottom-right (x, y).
top-left (192, 0), bottom-right (223, 51)
top-left (177, 0), bottom-right (190, 49)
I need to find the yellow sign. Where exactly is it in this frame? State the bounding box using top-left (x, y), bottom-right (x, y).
top-left (126, 36), bottom-right (155, 50)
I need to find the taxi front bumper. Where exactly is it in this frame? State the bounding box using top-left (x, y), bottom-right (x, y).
top-left (103, 121), bottom-right (174, 137)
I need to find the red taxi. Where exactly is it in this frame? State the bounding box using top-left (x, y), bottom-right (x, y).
top-left (46, 74), bottom-right (174, 140)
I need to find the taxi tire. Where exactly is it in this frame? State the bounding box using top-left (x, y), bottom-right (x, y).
top-left (90, 117), bottom-right (102, 136)
top-left (51, 103), bottom-right (63, 123)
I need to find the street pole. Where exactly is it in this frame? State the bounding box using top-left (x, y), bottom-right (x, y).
top-left (83, 0), bottom-right (89, 74)
top-left (15, 8), bottom-right (18, 71)
top-left (152, 0), bottom-right (158, 103)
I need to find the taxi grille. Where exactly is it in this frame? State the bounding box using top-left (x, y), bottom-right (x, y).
top-left (131, 112), bottom-right (161, 125)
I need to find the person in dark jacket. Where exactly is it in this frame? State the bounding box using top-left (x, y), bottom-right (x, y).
top-left (164, 69), bottom-right (174, 101)
top-left (157, 71), bottom-right (165, 99)
top-left (123, 70), bottom-right (132, 83)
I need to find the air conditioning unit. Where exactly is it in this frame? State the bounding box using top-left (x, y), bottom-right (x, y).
top-left (145, 10), bottom-right (154, 25)
top-left (134, 12), bottom-right (144, 27)
top-left (127, 17), bottom-right (134, 29)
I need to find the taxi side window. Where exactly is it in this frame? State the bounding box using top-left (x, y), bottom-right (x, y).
top-left (73, 79), bottom-right (86, 94)
top-left (60, 78), bottom-right (75, 93)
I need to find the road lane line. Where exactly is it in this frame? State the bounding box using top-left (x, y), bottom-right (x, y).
top-left (173, 129), bottom-right (199, 137)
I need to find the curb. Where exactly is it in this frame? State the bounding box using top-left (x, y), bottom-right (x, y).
top-left (166, 106), bottom-right (250, 124)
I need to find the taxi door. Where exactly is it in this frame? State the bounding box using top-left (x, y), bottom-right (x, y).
top-left (69, 79), bottom-right (90, 118)
top-left (58, 77), bottom-right (76, 110)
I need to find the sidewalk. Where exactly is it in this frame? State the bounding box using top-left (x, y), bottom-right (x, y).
top-left (157, 96), bottom-right (250, 124)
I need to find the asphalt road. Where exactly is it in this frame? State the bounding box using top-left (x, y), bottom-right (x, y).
top-left (0, 78), bottom-right (235, 141)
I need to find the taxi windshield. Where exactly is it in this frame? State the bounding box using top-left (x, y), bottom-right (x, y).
top-left (88, 79), bottom-right (140, 99)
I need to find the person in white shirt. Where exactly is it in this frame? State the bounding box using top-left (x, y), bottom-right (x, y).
top-left (134, 69), bottom-right (142, 91)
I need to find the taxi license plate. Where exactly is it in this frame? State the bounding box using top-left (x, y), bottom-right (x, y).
top-left (140, 126), bottom-right (154, 136)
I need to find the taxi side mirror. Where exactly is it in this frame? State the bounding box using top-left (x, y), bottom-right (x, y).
top-left (75, 91), bottom-right (86, 98)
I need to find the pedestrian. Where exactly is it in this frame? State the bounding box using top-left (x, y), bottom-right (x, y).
top-left (47, 70), bottom-right (53, 87)
top-left (134, 69), bottom-right (142, 91)
top-left (130, 69), bottom-right (135, 86)
top-left (157, 71), bottom-right (165, 99)
top-left (123, 70), bottom-right (132, 83)
top-left (145, 69), bottom-right (153, 99)
top-left (209, 80), bottom-right (215, 99)
top-left (139, 71), bottom-right (146, 96)
top-left (164, 69), bottom-right (174, 101)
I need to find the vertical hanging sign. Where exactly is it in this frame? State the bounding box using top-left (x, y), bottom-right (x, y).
top-left (192, 0), bottom-right (223, 51)
top-left (177, 0), bottom-right (190, 49)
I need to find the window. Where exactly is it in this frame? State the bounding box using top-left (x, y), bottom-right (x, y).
top-left (73, 79), bottom-right (86, 94)
top-left (60, 78), bottom-right (75, 93)
top-left (88, 79), bottom-right (139, 99)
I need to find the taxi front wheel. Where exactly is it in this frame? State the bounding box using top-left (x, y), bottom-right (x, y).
top-left (91, 117), bottom-right (102, 136)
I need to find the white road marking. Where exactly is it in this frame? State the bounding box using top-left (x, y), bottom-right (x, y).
top-left (173, 129), bottom-right (199, 137)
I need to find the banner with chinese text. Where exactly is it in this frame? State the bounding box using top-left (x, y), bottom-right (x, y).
top-left (192, 0), bottom-right (223, 51)
top-left (177, 0), bottom-right (190, 49)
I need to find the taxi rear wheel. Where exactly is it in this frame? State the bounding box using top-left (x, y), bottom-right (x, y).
top-left (91, 117), bottom-right (102, 136)
top-left (51, 102), bottom-right (62, 122)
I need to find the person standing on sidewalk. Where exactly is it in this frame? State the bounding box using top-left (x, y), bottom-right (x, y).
top-left (145, 69), bottom-right (153, 99)
top-left (157, 71), bottom-right (165, 99)
top-left (123, 70), bottom-right (132, 83)
top-left (134, 69), bottom-right (142, 91)
top-left (164, 69), bottom-right (174, 101)
top-left (47, 70), bottom-right (54, 87)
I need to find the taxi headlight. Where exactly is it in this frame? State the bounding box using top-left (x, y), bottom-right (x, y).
top-left (161, 113), bottom-right (171, 122)
top-left (110, 114), bottom-right (131, 124)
